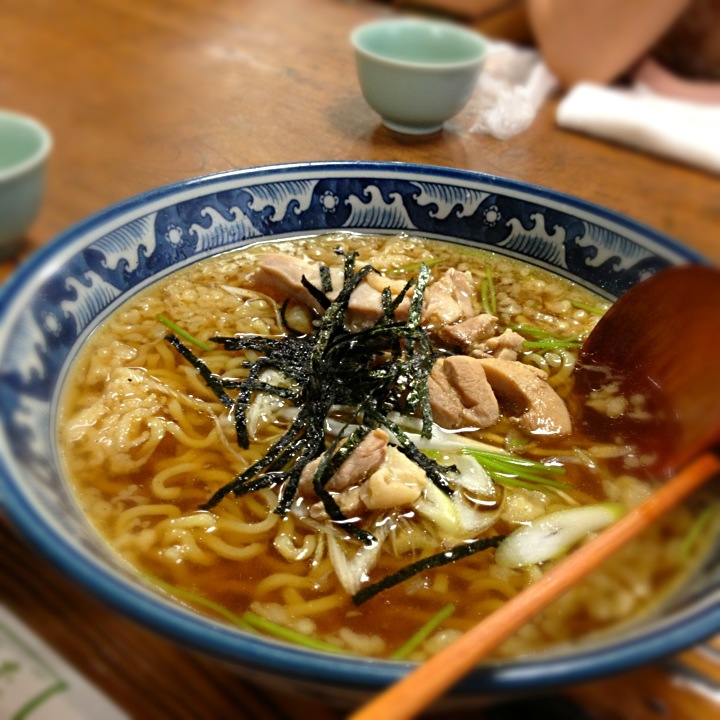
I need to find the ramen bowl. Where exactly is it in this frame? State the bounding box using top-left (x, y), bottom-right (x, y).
top-left (351, 18), bottom-right (487, 134)
top-left (0, 162), bottom-right (718, 711)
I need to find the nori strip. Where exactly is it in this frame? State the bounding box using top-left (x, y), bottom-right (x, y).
top-left (164, 335), bottom-right (233, 409)
top-left (169, 254), bottom-right (440, 544)
top-left (301, 275), bottom-right (332, 311)
top-left (319, 265), bottom-right (333, 293)
top-left (352, 535), bottom-right (506, 605)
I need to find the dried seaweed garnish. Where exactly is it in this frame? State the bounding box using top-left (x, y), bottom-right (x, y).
top-left (166, 252), bottom-right (453, 545)
top-left (351, 535), bottom-right (506, 605)
top-left (301, 275), bottom-right (332, 312)
top-left (165, 334), bottom-right (233, 409)
top-left (319, 264), bottom-right (333, 294)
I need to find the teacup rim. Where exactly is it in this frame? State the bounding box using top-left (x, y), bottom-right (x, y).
top-left (351, 17), bottom-right (488, 70)
top-left (0, 109), bottom-right (53, 183)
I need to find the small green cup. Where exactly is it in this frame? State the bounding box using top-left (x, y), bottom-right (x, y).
top-left (0, 110), bottom-right (52, 256)
top-left (351, 17), bottom-right (487, 135)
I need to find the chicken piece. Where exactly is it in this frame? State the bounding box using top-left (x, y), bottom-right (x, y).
top-left (439, 313), bottom-right (498, 349)
top-left (473, 328), bottom-right (526, 361)
top-left (485, 329), bottom-right (526, 360)
top-left (360, 446), bottom-right (428, 510)
top-left (249, 253), bottom-right (410, 325)
top-left (345, 274), bottom-right (411, 327)
top-left (428, 356), bottom-right (500, 430)
top-left (421, 269), bottom-right (475, 327)
top-left (250, 253), bottom-right (343, 312)
top-left (248, 253), bottom-right (344, 313)
top-left (300, 428), bottom-right (389, 494)
top-left (302, 429), bottom-right (390, 519)
top-left (441, 316), bottom-right (525, 361)
top-left (477, 358), bottom-right (572, 437)
top-left (309, 486), bottom-right (364, 521)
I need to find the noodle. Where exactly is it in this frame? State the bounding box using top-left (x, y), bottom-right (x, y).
top-left (59, 232), bottom-right (717, 661)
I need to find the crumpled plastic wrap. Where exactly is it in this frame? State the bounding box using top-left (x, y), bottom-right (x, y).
top-left (451, 41), bottom-right (720, 175)
top-left (451, 41), bottom-right (558, 139)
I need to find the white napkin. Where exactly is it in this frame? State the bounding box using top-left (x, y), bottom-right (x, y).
top-left (557, 82), bottom-right (720, 175)
top-left (453, 42), bottom-right (558, 140)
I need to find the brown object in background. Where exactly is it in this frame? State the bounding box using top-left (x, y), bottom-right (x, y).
top-left (393, 0), bottom-right (533, 42)
top-left (653, 0), bottom-right (720, 79)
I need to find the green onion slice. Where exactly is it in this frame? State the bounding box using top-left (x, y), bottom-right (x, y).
top-left (142, 573), bottom-right (346, 654)
top-left (386, 258), bottom-right (442, 275)
top-left (570, 299), bottom-right (607, 315)
top-left (461, 447), bottom-right (572, 491)
top-left (390, 603), bottom-right (455, 661)
top-left (157, 314), bottom-right (213, 351)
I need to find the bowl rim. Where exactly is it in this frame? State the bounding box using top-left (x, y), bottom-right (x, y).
top-left (0, 160), bottom-right (715, 696)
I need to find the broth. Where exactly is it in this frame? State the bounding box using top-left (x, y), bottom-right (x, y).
top-left (59, 233), bottom-right (715, 661)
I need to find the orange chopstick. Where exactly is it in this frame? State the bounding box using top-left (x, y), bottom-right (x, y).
top-left (350, 452), bottom-right (720, 720)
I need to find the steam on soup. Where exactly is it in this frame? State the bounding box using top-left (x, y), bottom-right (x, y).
top-left (60, 233), bottom-right (715, 661)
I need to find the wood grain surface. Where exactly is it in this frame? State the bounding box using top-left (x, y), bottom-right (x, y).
top-left (1, 1), bottom-right (720, 718)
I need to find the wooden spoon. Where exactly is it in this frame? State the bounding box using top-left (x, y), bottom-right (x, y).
top-left (350, 265), bottom-right (720, 720)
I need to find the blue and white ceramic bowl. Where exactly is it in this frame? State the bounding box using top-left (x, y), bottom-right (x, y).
top-left (0, 161), bottom-right (718, 709)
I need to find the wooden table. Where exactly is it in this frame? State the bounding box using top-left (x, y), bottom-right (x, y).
top-left (1, 1), bottom-right (719, 718)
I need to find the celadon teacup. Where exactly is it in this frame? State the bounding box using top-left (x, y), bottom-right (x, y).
top-left (0, 110), bottom-right (52, 257)
top-left (351, 18), bottom-right (487, 135)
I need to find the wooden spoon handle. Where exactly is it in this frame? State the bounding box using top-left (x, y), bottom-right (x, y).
top-left (350, 452), bottom-right (720, 720)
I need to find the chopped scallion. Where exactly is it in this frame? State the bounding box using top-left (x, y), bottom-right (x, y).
top-left (141, 573), bottom-right (254, 630)
top-left (461, 447), bottom-right (572, 491)
top-left (522, 338), bottom-right (583, 350)
top-left (480, 266), bottom-right (497, 315)
top-left (242, 611), bottom-right (347, 654)
top-left (390, 603), bottom-right (455, 660)
top-left (142, 573), bottom-right (346, 654)
top-left (570, 299), bottom-right (607, 315)
top-left (507, 323), bottom-right (584, 353)
top-left (679, 504), bottom-right (718, 559)
top-left (509, 323), bottom-right (581, 342)
top-left (157, 314), bottom-right (213, 351)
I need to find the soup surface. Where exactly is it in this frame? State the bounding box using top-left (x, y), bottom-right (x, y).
top-left (60, 233), bottom-right (715, 661)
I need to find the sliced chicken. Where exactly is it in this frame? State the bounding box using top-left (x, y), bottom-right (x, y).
top-left (421, 269), bottom-right (475, 327)
top-left (360, 446), bottom-right (428, 510)
top-left (304, 433), bottom-right (429, 519)
top-left (301, 429), bottom-right (389, 520)
top-left (474, 328), bottom-right (526, 361)
top-left (428, 355), bottom-right (500, 430)
top-left (441, 315), bottom-right (525, 361)
top-left (300, 428), bottom-right (389, 494)
top-left (346, 274), bottom-right (411, 327)
top-left (248, 253), bottom-right (344, 313)
top-left (440, 313), bottom-right (498, 349)
top-left (248, 253), bottom-right (410, 323)
top-left (477, 358), bottom-right (572, 437)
